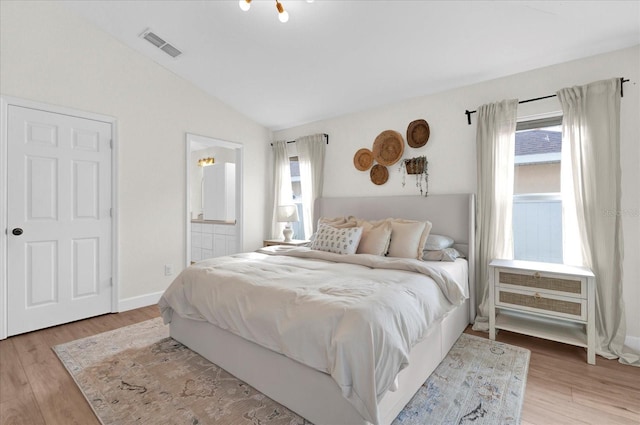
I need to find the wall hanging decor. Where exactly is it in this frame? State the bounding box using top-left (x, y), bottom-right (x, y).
top-left (399, 156), bottom-right (429, 196)
top-left (406, 119), bottom-right (430, 148)
top-left (353, 148), bottom-right (374, 171)
top-left (370, 164), bottom-right (389, 185)
top-left (372, 130), bottom-right (404, 166)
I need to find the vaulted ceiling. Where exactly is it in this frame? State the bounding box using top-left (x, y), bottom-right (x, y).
top-left (61, 1), bottom-right (640, 130)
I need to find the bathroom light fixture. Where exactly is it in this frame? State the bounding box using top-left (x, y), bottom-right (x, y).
top-left (239, 0), bottom-right (290, 23)
top-left (198, 157), bottom-right (215, 167)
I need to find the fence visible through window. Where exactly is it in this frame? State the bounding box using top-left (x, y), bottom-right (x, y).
top-left (513, 116), bottom-right (563, 263)
top-left (513, 194), bottom-right (563, 263)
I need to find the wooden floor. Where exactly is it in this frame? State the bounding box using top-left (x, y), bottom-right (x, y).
top-left (1, 306), bottom-right (639, 425)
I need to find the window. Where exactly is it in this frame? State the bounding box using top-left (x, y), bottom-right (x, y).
top-left (288, 156), bottom-right (306, 240)
top-left (513, 116), bottom-right (563, 263)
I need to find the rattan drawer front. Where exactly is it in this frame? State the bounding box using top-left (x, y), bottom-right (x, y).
top-left (497, 289), bottom-right (586, 321)
top-left (499, 271), bottom-right (583, 296)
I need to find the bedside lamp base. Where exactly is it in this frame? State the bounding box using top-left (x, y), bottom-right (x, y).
top-left (282, 226), bottom-right (293, 242)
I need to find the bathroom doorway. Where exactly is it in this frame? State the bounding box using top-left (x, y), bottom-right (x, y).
top-left (185, 133), bottom-right (243, 267)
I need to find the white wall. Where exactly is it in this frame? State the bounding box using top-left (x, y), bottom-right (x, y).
top-left (274, 46), bottom-right (640, 344)
top-left (0, 2), bottom-right (271, 304)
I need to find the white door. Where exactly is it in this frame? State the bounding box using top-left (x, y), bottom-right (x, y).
top-left (7, 105), bottom-right (113, 336)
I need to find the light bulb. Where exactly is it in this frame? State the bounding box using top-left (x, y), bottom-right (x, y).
top-left (275, 1), bottom-right (289, 23)
top-left (239, 0), bottom-right (251, 12)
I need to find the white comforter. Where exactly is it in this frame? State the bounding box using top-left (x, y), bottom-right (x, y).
top-left (158, 246), bottom-right (467, 424)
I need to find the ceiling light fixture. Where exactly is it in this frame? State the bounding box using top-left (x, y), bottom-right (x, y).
top-left (239, 0), bottom-right (251, 12)
top-left (239, 0), bottom-right (290, 23)
top-left (276, 1), bottom-right (289, 23)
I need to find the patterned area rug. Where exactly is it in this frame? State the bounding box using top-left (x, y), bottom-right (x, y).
top-left (53, 318), bottom-right (529, 425)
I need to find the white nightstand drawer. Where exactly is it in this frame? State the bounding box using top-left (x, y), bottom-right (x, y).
top-left (496, 287), bottom-right (587, 321)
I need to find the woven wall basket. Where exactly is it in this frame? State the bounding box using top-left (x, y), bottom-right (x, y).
top-left (406, 119), bottom-right (430, 148)
top-left (372, 130), bottom-right (404, 166)
top-left (370, 164), bottom-right (389, 185)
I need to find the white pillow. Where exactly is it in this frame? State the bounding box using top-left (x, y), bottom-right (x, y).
top-left (425, 234), bottom-right (455, 251)
top-left (356, 220), bottom-right (392, 255)
top-left (310, 224), bottom-right (363, 255)
top-left (317, 216), bottom-right (356, 228)
top-left (387, 219), bottom-right (433, 259)
top-left (423, 247), bottom-right (464, 262)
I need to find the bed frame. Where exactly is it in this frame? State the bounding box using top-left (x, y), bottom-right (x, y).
top-left (170, 194), bottom-right (476, 425)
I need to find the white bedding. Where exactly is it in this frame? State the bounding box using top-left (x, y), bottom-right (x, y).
top-left (158, 246), bottom-right (468, 424)
top-left (423, 257), bottom-right (469, 298)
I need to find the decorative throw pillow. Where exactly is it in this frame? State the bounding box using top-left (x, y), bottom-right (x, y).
top-left (425, 234), bottom-right (455, 251)
top-left (422, 247), bottom-right (464, 262)
top-left (387, 219), bottom-right (433, 259)
top-left (356, 220), bottom-right (392, 255)
top-left (309, 217), bottom-right (357, 243)
top-left (310, 224), bottom-right (363, 255)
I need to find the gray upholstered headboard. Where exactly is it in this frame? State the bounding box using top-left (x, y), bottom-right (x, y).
top-left (314, 193), bottom-right (476, 321)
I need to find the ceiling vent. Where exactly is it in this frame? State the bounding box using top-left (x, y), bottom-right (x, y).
top-left (140, 29), bottom-right (183, 58)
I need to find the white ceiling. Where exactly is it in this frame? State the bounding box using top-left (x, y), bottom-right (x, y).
top-left (61, 1), bottom-right (640, 131)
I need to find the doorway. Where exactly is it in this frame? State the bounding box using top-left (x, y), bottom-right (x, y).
top-left (1, 96), bottom-right (117, 339)
top-left (185, 133), bottom-right (243, 267)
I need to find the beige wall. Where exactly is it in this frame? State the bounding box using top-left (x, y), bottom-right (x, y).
top-left (0, 2), bottom-right (272, 304)
top-left (515, 163), bottom-right (561, 194)
top-left (274, 46), bottom-right (640, 345)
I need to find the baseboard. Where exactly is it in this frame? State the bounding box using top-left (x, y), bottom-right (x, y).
top-left (625, 335), bottom-right (640, 353)
top-left (118, 291), bottom-right (163, 312)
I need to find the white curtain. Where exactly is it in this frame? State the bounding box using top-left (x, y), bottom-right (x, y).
top-left (296, 134), bottom-right (326, 239)
top-left (270, 141), bottom-right (293, 239)
top-left (558, 78), bottom-right (639, 366)
top-left (472, 99), bottom-right (518, 331)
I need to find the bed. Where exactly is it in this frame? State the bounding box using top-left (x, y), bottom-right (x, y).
top-left (159, 194), bottom-right (476, 425)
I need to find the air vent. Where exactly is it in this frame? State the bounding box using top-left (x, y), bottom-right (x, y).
top-left (139, 29), bottom-right (182, 58)
top-left (160, 43), bottom-right (182, 58)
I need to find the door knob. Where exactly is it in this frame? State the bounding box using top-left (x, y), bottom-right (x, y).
top-left (12, 228), bottom-right (23, 236)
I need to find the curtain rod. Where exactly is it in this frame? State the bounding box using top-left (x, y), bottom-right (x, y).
top-left (270, 133), bottom-right (329, 146)
top-left (464, 78), bottom-right (629, 125)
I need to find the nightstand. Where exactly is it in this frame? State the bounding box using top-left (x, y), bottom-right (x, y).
top-left (263, 239), bottom-right (309, 247)
top-left (489, 259), bottom-right (595, 364)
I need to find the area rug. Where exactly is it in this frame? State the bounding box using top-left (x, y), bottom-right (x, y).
top-left (53, 318), bottom-right (530, 425)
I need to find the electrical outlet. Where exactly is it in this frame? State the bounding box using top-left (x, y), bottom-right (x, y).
top-left (164, 264), bottom-right (173, 276)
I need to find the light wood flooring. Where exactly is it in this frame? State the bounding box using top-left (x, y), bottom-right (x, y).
top-left (1, 306), bottom-right (638, 425)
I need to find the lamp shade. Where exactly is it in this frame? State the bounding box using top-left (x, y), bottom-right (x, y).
top-left (276, 204), bottom-right (299, 223)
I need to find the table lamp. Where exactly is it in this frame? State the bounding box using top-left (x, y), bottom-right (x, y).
top-left (276, 204), bottom-right (300, 242)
